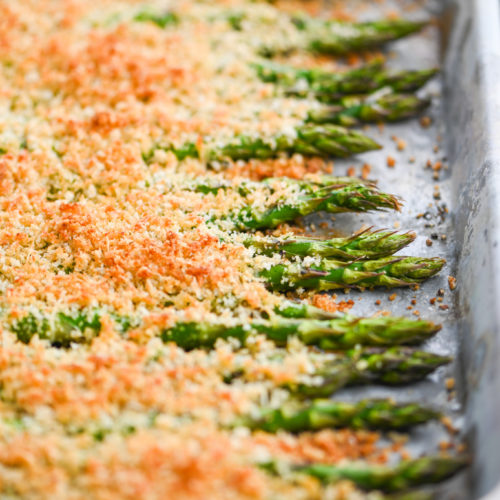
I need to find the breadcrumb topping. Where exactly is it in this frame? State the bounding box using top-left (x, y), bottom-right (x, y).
top-left (0, 0), bottom-right (417, 498)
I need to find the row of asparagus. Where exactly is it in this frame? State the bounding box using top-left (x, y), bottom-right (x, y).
top-left (134, 8), bottom-right (427, 57)
top-left (8, 303), bottom-right (467, 498)
top-left (82, 8), bottom-right (464, 497)
top-left (142, 80), bottom-right (432, 165)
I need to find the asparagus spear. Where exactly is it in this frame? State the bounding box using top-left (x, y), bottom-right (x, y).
top-left (147, 124), bottom-right (381, 164)
top-left (10, 311), bottom-right (134, 347)
top-left (381, 492), bottom-right (434, 500)
top-left (274, 299), bottom-right (341, 319)
top-left (295, 17), bottom-right (427, 55)
top-left (284, 347), bottom-right (451, 398)
top-left (193, 176), bottom-right (400, 230)
top-left (226, 347), bottom-right (451, 397)
top-left (253, 59), bottom-right (385, 89)
top-left (265, 455), bottom-right (467, 492)
top-left (260, 256), bottom-right (445, 291)
top-left (254, 60), bottom-right (438, 98)
top-left (232, 180), bottom-right (400, 231)
top-left (246, 229), bottom-right (416, 260)
top-left (161, 315), bottom-right (440, 350)
top-left (306, 93), bottom-right (431, 127)
top-left (235, 398), bottom-right (440, 432)
top-left (11, 311), bottom-right (440, 350)
top-left (134, 9), bottom-right (179, 28)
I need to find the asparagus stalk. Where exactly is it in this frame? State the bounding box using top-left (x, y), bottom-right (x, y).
top-left (382, 492), bottom-right (434, 500)
top-left (379, 492), bottom-right (433, 500)
top-left (246, 229), bottom-right (416, 260)
top-left (226, 347), bottom-right (451, 397)
top-left (232, 180), bottom-right (400, 231)
top-left (274, 299), bottom-right (341, 319)
top-left (194, 176), bottom-right (400, 231)
top-left (284, 347), bottom-right (451, 398)
top-left (134, 9), bottom-right (179, 28)
top-left (147, 124), bottom-right (381, 165)
top-left (306, 92), bottom-right (431, 127)
top-left (11, 311), bottom-right (441, 350)
top-left (161, 316), bottom-right (440, 351)
top-left (254, 60), bottom-right (438, 99)
top-left (235, 398), bottom-right (440, 432)
top-left (260, 256), bottom-right (445, 291)
top-left (253, 59), bottom-right (385, 90)
top-left (266, 455), bottom-right (467, 492)
top-left (295, 17), bottom-right (427, 55)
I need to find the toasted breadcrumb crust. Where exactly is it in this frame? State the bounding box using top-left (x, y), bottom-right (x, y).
top-left (0, 1), bottom-right (418, 498)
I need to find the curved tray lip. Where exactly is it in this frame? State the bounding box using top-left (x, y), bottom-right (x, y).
top-left (443, 0), bottom-right (500, 498)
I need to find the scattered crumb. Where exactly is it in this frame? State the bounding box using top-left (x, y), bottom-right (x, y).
top-left (388, 293), bottom-right (397, 302)
top-left (312, 294), bottom-right (354, 313)
top-left (430, 297), bottom-right (436, 305)
top-left (396, 139), bottom-right (407, 151)
top-left (426, 239), bottom-right (433, 247)
top-left (448, 276), bottom-right (457, 291)
top-left (375, 299), bottom-right (381, 306)
top-left (347, 166), bottom-right (356, 177)
top-left (441, 416), bottom-right (458, 434)
top-left (439, 304), bottom-right (449, 311)
top-left (437, 288), bottom-right (445, 297)
top-left (420, 116), bottom-right (432, 128)
top-left (387, 156), bottom-right (396, 168)
top-left (361, 163), bottom-right (371, 179)
top-left (439, 441), bottom-right (453, 451)
top-left (412, 310), bottom-right (420, 316)
top-left (445, 378), bottom-right (456, 391)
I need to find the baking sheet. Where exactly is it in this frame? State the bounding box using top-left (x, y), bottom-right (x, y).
top-left (300, 0), bottom-right (500, 497)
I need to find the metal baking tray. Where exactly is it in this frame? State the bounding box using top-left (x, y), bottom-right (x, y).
top-left (308, 0), bottom-right (500, 497)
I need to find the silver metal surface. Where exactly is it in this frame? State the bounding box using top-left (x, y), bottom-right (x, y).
top-left (443, 0), bottom-right (500, 497)
top-left (311, 0), bottom-right (500, 497)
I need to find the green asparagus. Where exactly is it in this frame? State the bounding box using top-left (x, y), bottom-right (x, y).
top-left (292, 455), bottom-right (468, 492)
top-left (263, 455), bottom-right (466, 492)
top-left (11, 311), bottom-right (441, 350)
top-left (295, 17), bottom-right (427, 55)
top-left (246, 229), bottom-right (416, 260)
top-left (226, 347), bottom-right (451, 397)
top-left (231, 180), bottom-right (400, 231)
top-left (260, 256), bottom-right (445, 291)
top-left (145, 124), bottom-right (381, 165)
top-left (306, 93), bottom-right (431, 127)
top-left (254, 60), bottom-right (438, 99)
top-left (134, 9), bottom-right (179, 28)
top-left (161, 315), bottom-right (440, 350)
top-left (284, 347), bottom-right (451, 398)
top-left (191, 176), bottom-right (401, 230)
top-left (274, 299), bottom-right (341, 319)
top-left (236, 398), bottom-right (439, 432)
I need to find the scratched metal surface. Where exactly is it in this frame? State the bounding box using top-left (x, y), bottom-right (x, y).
top-left (297, 0), bottom-right (498, 497)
